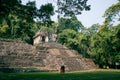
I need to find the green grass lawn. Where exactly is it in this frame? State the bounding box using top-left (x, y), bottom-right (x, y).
top-left (0, 69), bottom-right (120, 80)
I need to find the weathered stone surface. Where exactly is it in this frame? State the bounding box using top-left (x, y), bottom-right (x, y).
top-left (33, 29), bottom-right (57, 45)
top-left (0, 38), bottom-right (45, 68)
top-left (0, 38), bottom-right (98, 72)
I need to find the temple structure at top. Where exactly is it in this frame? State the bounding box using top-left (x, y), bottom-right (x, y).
top-left (33, 29), bottom-right (57, 45)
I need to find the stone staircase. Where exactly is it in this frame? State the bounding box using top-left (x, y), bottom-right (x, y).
top-left (0, 38), bottom-right (45, 68)
top-left (41, 42), bottom-right (98, 71)
top-left (0, 38), bottom-right (98, 72)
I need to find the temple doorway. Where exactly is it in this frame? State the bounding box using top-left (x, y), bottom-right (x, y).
top-left (41, 36), bottom-right (45, 42)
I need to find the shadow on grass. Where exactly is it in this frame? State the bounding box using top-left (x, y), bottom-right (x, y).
top-left (0, 69), bottom-right (120, 80)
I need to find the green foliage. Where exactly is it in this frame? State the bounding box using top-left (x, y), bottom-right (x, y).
top-left (87, 23), bottom-right (100, 34)
top-left (58, 29), bottom-right (78, 44)
top-left (38, 3), bottom-right (54, 26)
top-left (0, 0), bottom-right (55, 44)
top-left (78, 34), bottom-right (90, 57)
top-left (0, 0), bottom-right (22, 16)
top-left (104, 1), bottom-right (120, 24)
top-left (82, 1), bottom-right (120, 68)
top-left (89, 24), bottom-right (120, 68)
top-left (0, 20), bottom-right (9, 34)
top-left (57, 29), bottom-right (80, 50)
top-left (40, 26), bottom-right (54, 33)
top-left (57, 0), bottom-right (90, 17)
top-left (66, 39), bottom-right (79, 50)
top-left (57, 16), bottom-right (84, 33)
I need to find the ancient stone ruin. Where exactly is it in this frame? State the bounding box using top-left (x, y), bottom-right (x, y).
top-left (33, 29), bottom-right (57, 45)
top-left (0, 30), bottom-right (98, 72)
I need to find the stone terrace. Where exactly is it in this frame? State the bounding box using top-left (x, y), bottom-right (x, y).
top-left (42, 42), bottom-right (98, 71)
top-left (0, 38), bottom-right (98, 72)
top-left (0, 38), bottom-right (45, 68)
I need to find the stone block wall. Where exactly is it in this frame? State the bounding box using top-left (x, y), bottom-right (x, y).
top-left (0, 38), bottom-right (45, 68)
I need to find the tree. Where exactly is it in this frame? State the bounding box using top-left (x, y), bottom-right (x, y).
top-left (57, 0), bottom-right (90, 17)
top-left (88, 23), bottom-right (120, 68)
top-left (89, 26), bottom-right (110, 68)
top-left (57, 28), bottom-right (90, 57)
top-left (57, 29), bottom-right (79, 50)
top-left (112, 24), bottom-right (120, 64)
top-left (104, 1), bottom-right (120, 24)
top-left (0, 0), bottom-right (55, 44)
top-left (57, 16), bottom-right (84, 33)
top-left (38, 3), bottom-right (54, 26)
top-left (87, 23), bottom-right (100, 34)
top-left (0, 0), bottom-right (22, 16)
top-left (78, 34), bottom-right (90, 57)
